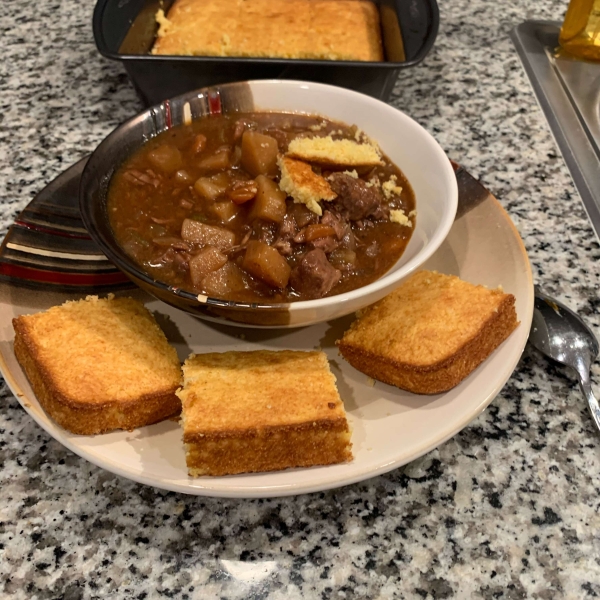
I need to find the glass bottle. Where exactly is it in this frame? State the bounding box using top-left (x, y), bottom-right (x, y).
top-left (559, 0), bottom-right (600, 60)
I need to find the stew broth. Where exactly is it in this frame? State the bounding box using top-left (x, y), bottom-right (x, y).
top-left (107, 112), bottom-right (415, 302)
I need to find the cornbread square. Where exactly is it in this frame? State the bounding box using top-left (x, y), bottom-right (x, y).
top-left (12, 296), bottom-right (182, 435)
top-left (337, 271), bottom-right (519, 394)
top-left (152, 0), bottom-right (384, 62)
top-left (178, 350), bottom-right (352, 476)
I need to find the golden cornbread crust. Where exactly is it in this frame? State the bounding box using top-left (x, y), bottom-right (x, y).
top-left (152, 0), bottom-right (384, 62)
top-left (337, 271), bottom-right (519, 394)
top-left (12, 296), bottom-right (182, 435)
top-left (286, 135), bottom-right (383, 169)
top-left (178, 350), bottom-right (353, 476)
top-left (277, 155), bottom-right (336, 216)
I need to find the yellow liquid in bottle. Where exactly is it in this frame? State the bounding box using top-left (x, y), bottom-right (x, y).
top-left (560, 0), bottom-right (600, 60)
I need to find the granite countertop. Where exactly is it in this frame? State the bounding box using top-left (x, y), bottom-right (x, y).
top-left (2, 1), bottom-right (600, 598)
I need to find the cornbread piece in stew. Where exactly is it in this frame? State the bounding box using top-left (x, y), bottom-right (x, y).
top-left (107, 113), bottom-right (415, 302)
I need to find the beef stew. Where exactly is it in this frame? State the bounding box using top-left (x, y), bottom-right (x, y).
top-left (107, 112), bottom-right (416, 302)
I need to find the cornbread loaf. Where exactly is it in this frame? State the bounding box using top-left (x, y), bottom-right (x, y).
top-left (152, 0), bottom-right (384, 62)
top-left (177, 350), bottom-right (352, 476)
top-left (337, 271), bottom-right (519, 394)
top-left (13, 296), bottom-right (182, 435)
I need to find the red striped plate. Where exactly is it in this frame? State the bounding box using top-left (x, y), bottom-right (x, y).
top-left (0, 158), bottom-right (135, 293)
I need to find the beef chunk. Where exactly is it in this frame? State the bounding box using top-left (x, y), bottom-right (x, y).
top-left (310, 236), bottom-right (339, 253)
top-left (278, 213), bottom-right (297, 240)
top-left (273, 239), bottom-right (293, 256)
top-left (328, 173), bottom-right (384, 220)
top-left (290, 249), bottom-right (341, 299)
top-left (321, 210), bottom-right (348, 239)
top-left (122, 169), bottom-right (161, 188)
top-left (340, 228), bottom-right (356, 251)
top-left (370, 202), bottom-right (390, 220)
top-left (320, 209), bottom-right (355, 248)
top-left (252, 219), bottom-right (277, 245)
top-left (273, 213), bottom-right (297, 256)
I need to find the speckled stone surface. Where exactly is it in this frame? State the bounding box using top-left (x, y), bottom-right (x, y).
top-left (2, 1), bottom-right (600, 598)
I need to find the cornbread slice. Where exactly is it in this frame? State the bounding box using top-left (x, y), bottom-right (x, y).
top-left (152, 0), bottom-right (384, 62)
top-left (13, 296), bottom-right (182, 435)
top-left (278, 155), bottom-right (337, 216)
top-left (337, 271), bottom-right (519, 394)
top-left (178, 350), bottom-right (352, 476)
top-left (286, 135), bottom-right (383, 169)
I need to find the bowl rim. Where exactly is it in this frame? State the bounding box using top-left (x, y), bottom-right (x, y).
top-left (80, 79), bottom-right (458, 313)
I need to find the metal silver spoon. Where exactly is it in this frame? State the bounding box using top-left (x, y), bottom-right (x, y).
top-left (529, 287), bottom-right (600, 433)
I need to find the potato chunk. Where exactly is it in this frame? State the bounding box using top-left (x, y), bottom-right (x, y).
top-left (189, 247), bottom-right (228, 288)
top-left (181, 219), bottom-right (235, 250)
top-left (208, 200), bottom-right (240, 223)
top-left (201, 262), bottom-right (247, 297)
top-left (241, 131), bottom-right (279, 177)
top-left (147, 144), bottom-right (183, 173)
top-left (249, 175), bottom-right (287, 223)
top-left (194, 177), bottom-right (225, 200)
top-left (242, 241), bottom-right (291, 289)
top-left (198, 150), bottom-right (230, 172)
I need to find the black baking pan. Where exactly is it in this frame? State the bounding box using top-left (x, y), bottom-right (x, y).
top-left (93, 0), bottom-right (439, 105)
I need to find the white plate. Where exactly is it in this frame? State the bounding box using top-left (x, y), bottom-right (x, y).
top-left (0, 194), bottom-right (533, 498)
